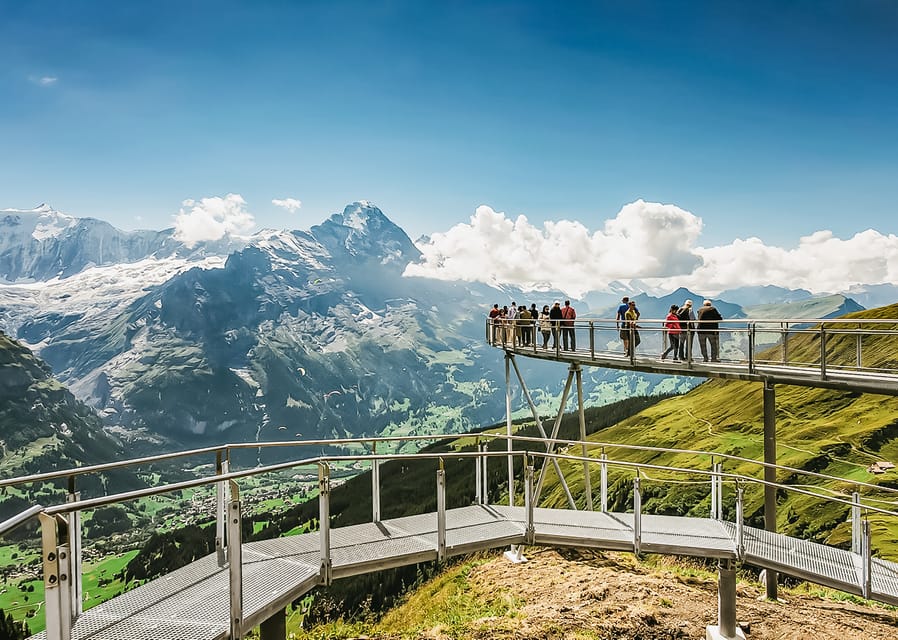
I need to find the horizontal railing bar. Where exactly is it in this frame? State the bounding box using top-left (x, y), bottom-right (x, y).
top-left (0, 433), bottom-right (479, 489)
top-left (41, 450), bottom-right (526, 516)
top-left (0, 504), bottom-right (44, 536)
top-left (486, 433), bottom-right (898, 496)
top-left (533, 450), bottom-right (898, 518)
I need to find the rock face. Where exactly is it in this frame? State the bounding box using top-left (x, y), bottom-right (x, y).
top-left (0, 202), bottom-right (694, 453)
top-left (0, 331), bottom-right (123, 509)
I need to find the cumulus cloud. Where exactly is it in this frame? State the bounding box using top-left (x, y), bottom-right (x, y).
top-left (173, 194), bottom-right (255, 247)
top-left (272, 197), bottom-right (302, 213)
top-left (404, 200), bottom-right (704, 297)
top-left (404, 200), bottom-right (898, 296)
top-left (673, 229), bottom-right (898, 294)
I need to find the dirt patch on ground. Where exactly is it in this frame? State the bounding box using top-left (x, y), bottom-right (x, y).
top-left (459, 548), bottom-right (898, 639)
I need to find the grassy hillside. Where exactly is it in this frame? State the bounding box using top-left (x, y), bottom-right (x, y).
top-left (536, 303), bottom-right (898, 558)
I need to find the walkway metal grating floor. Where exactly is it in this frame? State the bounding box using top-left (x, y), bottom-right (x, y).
top-left (29, 505), bottom-right (898, 639)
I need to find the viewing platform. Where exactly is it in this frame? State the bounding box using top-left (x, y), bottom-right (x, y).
top-left (485, 316), bottom-right (898, 396)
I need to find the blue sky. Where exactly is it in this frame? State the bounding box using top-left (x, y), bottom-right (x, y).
top-left (2, 0), bottom-right (897, 250)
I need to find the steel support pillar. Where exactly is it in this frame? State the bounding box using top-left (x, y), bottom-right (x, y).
top-left (574, 364), bottom-right (592, 510)
top-left (505, 353), bottom-right (514, 506)
top-left (706, 559), bottom-right (745, 640)
top-left (510, 356), bottom-right (576, 509)
top-left (763, 380), bottom-right (778, 600)
top-left (534, 366), bottom-right (576, 504)
top-left (259, 608), bottom-right (286, 640)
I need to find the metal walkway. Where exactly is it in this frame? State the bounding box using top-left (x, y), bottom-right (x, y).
top-left (28, 502), bottom-right (898, 640)
top-left (487, 316), bottom-right (898, 395)
top-left (10, 438), bottom-right (898, 640)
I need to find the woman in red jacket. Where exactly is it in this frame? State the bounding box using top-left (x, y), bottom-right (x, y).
top-left (661, 304), bottom-right (682, 361)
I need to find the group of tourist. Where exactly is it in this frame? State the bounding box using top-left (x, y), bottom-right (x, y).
top-left (656, 298), bottom-right (723, 362)
top-left (488, 300), bottom-right (578, 351)
top-left (488, 296), bottom-right (725, 362)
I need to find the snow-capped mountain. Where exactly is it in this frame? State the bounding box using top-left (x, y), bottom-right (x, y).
top-left (3, 202), bottom-right (687, 454)
top-left (0, 204), bottom-right (242, 283)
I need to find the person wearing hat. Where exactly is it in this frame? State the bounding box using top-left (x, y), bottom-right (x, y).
top-left (549, 301), bottom-right (563, 350)
top-left (697, 299), bottom-right (723, 362)
top-left (676, 299), bottom-right (696, 360)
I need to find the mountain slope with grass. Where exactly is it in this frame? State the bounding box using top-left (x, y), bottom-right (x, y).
top-left (0, 332), bottom-right (127, 520)
top-left (535, 303), bottom-right (898, 559)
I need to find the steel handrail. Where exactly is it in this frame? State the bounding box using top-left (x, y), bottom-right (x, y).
top-left (534, 450), bottom-right (898, 518)
top-left (41, 449), bottom-right (525, 516)
top-left (39, 446), bottom-right (898, 519)
top-left (0, 433), bottom-right (477, 489)
top-left (0, 503), bottom-right (43, 536)
top-left (486, 433), bottom-right (898, 496)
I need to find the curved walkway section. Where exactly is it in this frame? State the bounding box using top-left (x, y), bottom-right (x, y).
top-left (29, 503), bottom-right (898, 640)
top-left (486, 317), bottom-right (898, 395)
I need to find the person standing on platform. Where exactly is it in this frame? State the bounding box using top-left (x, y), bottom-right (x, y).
top-left (697, 299), bottom-right (723, 362)
top-left (661, 304), bottom-right (682, 361)
top-left (624, 300), bottom-right (640, 356)
top-left (539, 305), bottom-right (552, 348)
top-left (488, 304), bottom-right (500, 345)
top-left (507, 302), bottom-right (519, 346)
top-left (676, 299), bottom-right (695, 360)
top-left (549, 301), bottom-right (563, 349)
top-left (616, 296), bottom-right (640, 353)
top-left (561, 300), bottom-right (577, 351)
top-left (518, 305), bottom-right (532, 346)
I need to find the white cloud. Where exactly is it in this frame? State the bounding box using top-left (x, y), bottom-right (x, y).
top-left (404, 200), bottom-right (898, 296)
top-left (404, 200), bottom-right (704, 297)
top-left (29, 75), bottom-right (58, 86)
top-left (272, 197), bottom-right (302, 213)
top-left (173, 194), bottom-right (255, 247)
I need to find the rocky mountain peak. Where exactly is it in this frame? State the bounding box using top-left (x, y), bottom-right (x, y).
top-left (311, 201), bottom-right (421, 267)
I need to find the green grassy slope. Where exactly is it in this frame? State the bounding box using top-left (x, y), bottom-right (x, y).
top-left (536, 303), bottom-right (898, 558)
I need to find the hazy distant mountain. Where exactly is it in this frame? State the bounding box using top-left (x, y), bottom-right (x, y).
top-left (840, 284), bottom-right (898, 310)
top-left (717, 285), bottom-right (813, 307)
top-left (590, 287), bottom-right (745, 321)
top-left (744, 294), bottom-right (864, 321)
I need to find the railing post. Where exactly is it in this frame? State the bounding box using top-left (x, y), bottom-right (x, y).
top-left (856, 331), bottom-right (863, 369)
top-left (600, 451), bottom-right (608, 513)
top-left (633, 476), bottom-right (641, 556)
top-left (524, 463), bottom-right (535, 544)
top-left (735, 485), bottom-right (744, 562)
top-left (436, 463), bottom-right (447, 562)
top-left (589, 321), bottom-right (595, 360)
top-left (714, 462), bottom-right (723, 520)
top-left (851, 491), bottom-right (862, 555)
top-left (710, 460), bottom-right (718, 520)
top-left (372, 457), bottom-right (381, 522)
top-left (862, 519), bottom-right (872, 599)
top-left (475, 442), bottom-right (483, 505)
top-left (216, 450), bottom-right (229, 567)
top-left (319, 463), bottom-right (332, 585)
top-left (66, 477), bottom-right (83, 617)
top-left (820, 325), bottom-right (828, 380)
top-left (40, 512), bottom-right (72, 640)
top-left (781, 323), bottom-right (788, 364)
top-left (227, 480), bottom-right (243, 640)
top-left (763, 380), bottom-right (778, 601)
top-left (748, 323), bottom-right (755, 373)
